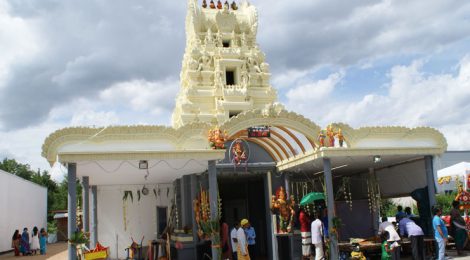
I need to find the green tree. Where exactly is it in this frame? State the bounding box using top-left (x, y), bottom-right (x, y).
top-left (435, 193), bottom-right (456, 215)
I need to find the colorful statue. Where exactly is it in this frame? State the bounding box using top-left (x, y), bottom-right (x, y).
top-left (216, 0), bottom-right (222, 9)
top-left (231, 140), bottom-right (247, 165)
top-left (318, 130), bottom-right (326, 147)
top-left (202, 0), bottom-right (207, 8)
top-left (208, 128), bottom-right (227, 149)
top-left (271, 186), bottom-right (295, 233)
top-left (336, 128), bottom-right (345, 147)
top-left (326, 124), bottom-right (336, 147)
top-left (209, 0), bottom-right (216, 9)
top-left (224, 0), bottom-right (229, 9)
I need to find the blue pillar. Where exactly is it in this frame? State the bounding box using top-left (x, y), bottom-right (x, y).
top-left (208, 160), bottom-right (220, 260)
top-left (425, 155), bottom-right (436, 208)
top-left (90, 185), bottom-right (98, 248)
top-left (82, 176), bottom-right (90, 247)
top-left (68, 163), bottom-right (77, 260)
top-left (323, 158), bottom-right (338, 259)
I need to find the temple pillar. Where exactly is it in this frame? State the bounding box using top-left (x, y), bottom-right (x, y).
top-left (68, 163), bottom-right (77, 260)
top-left (208, 160), bottom-right (220, 260)
top-left (190, 174), bottom-right (199, 260)
top-left (323, 158), bottom-right (338, 259)
top-left (90, 185), bottom-right (98, 248)
top-left (425, 155), bottom-right (437, 208)
top-left (82, 176), bottom-right (90, 247)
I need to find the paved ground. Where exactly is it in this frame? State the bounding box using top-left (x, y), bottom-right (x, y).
top-left (0, 243), bottom-right (67, 260)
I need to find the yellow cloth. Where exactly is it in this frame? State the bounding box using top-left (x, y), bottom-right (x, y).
top-left (350, 251), bottom-right (366, 260)
top-left (241, 219), bottom-right (249, 226)
top-left (237, 243), bottom-right (250, 260)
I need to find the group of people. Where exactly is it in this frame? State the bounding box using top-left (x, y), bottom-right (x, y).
top-left (221, 219), bottom-right (255, 260)
top-left (298, 207), bottom-right (329, 260)
top-left (11, 227), bottom-right (48, 256)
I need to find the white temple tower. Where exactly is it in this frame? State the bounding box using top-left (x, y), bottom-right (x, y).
top-left (172, 0), bottom-right (278, 128)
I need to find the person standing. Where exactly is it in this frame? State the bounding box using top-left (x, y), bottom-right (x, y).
top-left (20, 228), bottom-right (30, 256)
top-left (231, 222), bottom-right (240, 260)
top-left (244, 220), bottom-right (256, 260)
top-left (237, 219), bottom-right (250, 260)
top-left (220, 219), bottom-right (232, 260)
top-left (11, 230), bottom-right (21, 256)
top-left (299, 208), bottom-right (312, 259)
top-left (30, 226), bottom-right (40, 255)
top-left (39, 228), bottom-right (48, 255)
top-left (398, 217), bottom-right (424, 260)
top-left (450, 200), bottom-right (467, 255)
top-left (378, 217), bottom-right (401, 260)
top-left (433, 208), bottom-right (448, 260)
top-left (311, 212), bottom-right (324, 260)
top-left (395, 206), bottom-right (406, 220)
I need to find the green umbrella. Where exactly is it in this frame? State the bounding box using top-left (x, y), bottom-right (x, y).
top-left (300, 192), bottom-right (325, 206)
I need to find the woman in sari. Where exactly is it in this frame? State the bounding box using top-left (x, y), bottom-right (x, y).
top-left (20, 228), bottom-right (30, 256)
top-left (451, 200), bottom-right (468, 255)
top-left (11, 230), bottom-right (20, 256)
top-left (39, 228), bottom-right (48, 255)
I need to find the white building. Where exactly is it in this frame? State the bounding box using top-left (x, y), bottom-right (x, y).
top-left (0, 169), bottom-right (47, 253)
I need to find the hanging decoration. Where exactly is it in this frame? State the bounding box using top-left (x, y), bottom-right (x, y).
top-left (208, 127), bottom-right (228, 149)
top-left (270, 186), bottom-right (296, 233)
top-left (122, 191), bottom-right (133, 231)
top-left (366, 175), bottom-right (381, 213)
top-left (342, 177), bottom-right (353, 211)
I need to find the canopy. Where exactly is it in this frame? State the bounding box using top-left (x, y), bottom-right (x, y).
top-left (300, 192), bottom-right (325, 206)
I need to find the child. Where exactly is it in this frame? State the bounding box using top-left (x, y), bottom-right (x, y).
top-left (39, 228), bottom-right (48, 255)
top-left (30, 226), bottom-right (40, 255)
top-left (381, 231), bottom-right (393, 260)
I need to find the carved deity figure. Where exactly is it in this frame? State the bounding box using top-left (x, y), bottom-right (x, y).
top-left (208, 128), bottom-right (227, 149)
top-left (202, 0), bottom-right (207, 8)
top-left (337, 128), bottom-right (345, 147)
top-left (209, 0), bottom-right (216, 9)
top-left (247, 57), bottom-right (261, 73)
top-left (224, 0), bottom-right (229, 10)
top-left (231, 140), bottom-right (247, 165)
top-left (199, 54), bottom-right (212, 71)
top-left (326, 124), bottom-right (336, 147)
top-left (231, 1), bottom-right (238, 10)
top-left (240, 70), bottom-right (249, 87)
top-left (217, 0), bottom-right (222, 9)
top-left (205, 29), bottom-right (214, 45)
top-left (318, 130), bottom-right (326, 147)
top-left (271, 186), bottom-right (295, 233)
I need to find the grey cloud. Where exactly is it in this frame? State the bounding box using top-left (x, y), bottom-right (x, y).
top-left (1, 0), bottom-right (186, 129)
top-left (255, 0), bottom-right (470, 73)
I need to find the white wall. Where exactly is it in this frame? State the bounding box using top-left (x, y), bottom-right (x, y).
top-left (0, 170), bottom-right (47, 253)
top-left (97, 184), bottom-right (173, 259)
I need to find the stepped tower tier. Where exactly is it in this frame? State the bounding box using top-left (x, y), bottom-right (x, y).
top-left (172, 0), bottom-right (278, 128)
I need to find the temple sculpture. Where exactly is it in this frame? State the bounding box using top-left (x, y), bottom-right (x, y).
top-left (172, 0), bottom-right (278, 128)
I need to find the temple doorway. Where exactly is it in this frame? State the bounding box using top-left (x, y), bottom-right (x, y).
top-left (218, 173), bottom-right (269, 260)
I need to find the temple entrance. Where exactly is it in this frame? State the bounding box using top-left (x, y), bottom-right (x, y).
top-left (218, 173), bottom-right (269, 260)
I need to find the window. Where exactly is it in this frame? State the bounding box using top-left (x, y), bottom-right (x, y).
top-left (222, 40), bottom-right (230, 48)
top-left (156, 207), bottom-right (168, 236)
top-left (226, 70), bottom-right (235, 85)
top-left (229, 111), bottom-right (241, 118)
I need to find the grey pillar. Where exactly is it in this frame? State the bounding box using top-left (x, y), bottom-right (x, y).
top-left (90, 185), bottom-right (98, 248)
top-left (82, 176), bottom-right (90, 247)
top-left (425, 155), bottom-right (437, 208)
top-left (208, 160), bottom-right (220, 260)
top-left (181, 175), bottom-right (192, 228)
top-left (190, 174), bottom-right (199, 260)
top-left (323, 158), bottom-right (338, 259)
top-left (68, 163), bottom-right (77, 260)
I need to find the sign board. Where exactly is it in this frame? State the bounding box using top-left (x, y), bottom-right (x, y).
top-left (248, 126), bottom-right (270, 137)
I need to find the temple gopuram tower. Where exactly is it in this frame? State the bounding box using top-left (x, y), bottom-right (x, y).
top-left (172, 0), bottom-right (278, 128)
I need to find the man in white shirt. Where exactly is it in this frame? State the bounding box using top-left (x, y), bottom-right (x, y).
top-left (237, 219), bottom-right (249, 259)
top-left (311, 212), bottom-right (324, 260)
top-left (230, 222), bottom-right (240, 260)
top-left (378, 217), bottom-right (401, 260)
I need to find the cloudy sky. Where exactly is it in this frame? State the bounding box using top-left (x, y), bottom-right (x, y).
top-left (1, 0), bottom-right (469, 179)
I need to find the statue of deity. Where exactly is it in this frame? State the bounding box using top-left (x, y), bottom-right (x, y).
top-left (231, 1), bottom-right (238, 10)
top-left (202, 0), bottom-right (207, 8)
top-left (217, 0), bottom-right (222, 9)
top-left (231, 140), bottom-right (247, 165)
top-left (336, 128), bottom-right (345, 147)
top-left (209, 0), bottom-right (216, 9)
top-left (318, 130), bottom-right (326, 147)
top-left (271, 186), bottom-right (295, 233)
top-left (208, 128), bottom-right (227, 149)
top-left (326, 124), bottom-right (336, 147)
